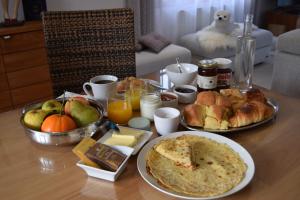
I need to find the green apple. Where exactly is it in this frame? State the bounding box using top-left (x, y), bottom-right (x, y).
top-left (24, 109), bottom-right (48, 130)
top-left (42, 99), bottom-right (63, 113)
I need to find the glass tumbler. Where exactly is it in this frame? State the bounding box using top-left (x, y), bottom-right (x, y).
top-left (107, 93), bottom-right (132, 125)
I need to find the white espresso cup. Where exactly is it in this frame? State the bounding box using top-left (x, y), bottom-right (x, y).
top-left (154, 107), bottom-right (180, 136)
top-left (83, 75), bottom-right (118, 100)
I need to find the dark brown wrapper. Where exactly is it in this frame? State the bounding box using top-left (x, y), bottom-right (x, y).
top-left (85, 143), bottom-right (126, 171)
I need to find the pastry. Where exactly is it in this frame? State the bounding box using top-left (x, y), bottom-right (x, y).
top-left (116, 77), bottom-right (145, 92)
top-left (229, 100), bottom-right (273, 127)
top-left (245, 88), bottom-right (267, 103)
top-left (220, 88), bottom-right (247, 112)
top-left (195, 91), bottom-right (231, 108)
top-left (184, 88), bottom-right (274, 129)
top-left (183, 104), bottom-right (206, 127)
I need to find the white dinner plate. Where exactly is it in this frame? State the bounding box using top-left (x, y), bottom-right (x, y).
top-left (137, 131), bottom-right (255, 200)
top-left (98, 126), bottom-right (153, 155)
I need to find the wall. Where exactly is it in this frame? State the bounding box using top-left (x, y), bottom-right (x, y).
top-left (46, 0), bottom-right (125, 11)
top-left (254, 0), bottom-right (277, 27)
top-left (0, 0), bottom-right (125, 21)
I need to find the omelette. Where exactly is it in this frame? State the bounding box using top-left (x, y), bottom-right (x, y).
top-left (146, 135), bottom-right (247, 197)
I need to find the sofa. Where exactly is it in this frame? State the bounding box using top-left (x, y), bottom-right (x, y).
top-left (135, 44), bottom-right (191, 77)
top-left (271, 29), bottom-right (300, 98)
top-left (179, 28), bottom-right (273, 66)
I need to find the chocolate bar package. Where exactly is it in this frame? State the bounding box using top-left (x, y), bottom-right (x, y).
top-left (85, 143), bottom-right (126, 171)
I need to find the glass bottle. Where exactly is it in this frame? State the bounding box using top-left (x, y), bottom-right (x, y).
top-left (234, 14), bottom-right (256, 92)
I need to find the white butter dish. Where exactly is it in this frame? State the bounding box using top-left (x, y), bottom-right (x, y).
top-left (76, 145), bottom-right (134, 182)
top-left (98, 126), bottom-right (153, 155)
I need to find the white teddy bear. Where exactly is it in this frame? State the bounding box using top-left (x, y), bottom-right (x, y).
top-left (203, 10), bottom-right (239, 35)
top-left (197, 10), bottom-right (256, 52)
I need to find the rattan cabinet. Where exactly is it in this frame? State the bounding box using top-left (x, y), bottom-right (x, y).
top-left (0, 21), bottom-right (53, 112)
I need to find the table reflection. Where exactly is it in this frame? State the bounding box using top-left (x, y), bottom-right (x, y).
top-left (30, 142), bottom-right (74, 174)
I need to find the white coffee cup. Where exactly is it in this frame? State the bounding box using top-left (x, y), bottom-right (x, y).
top-left (154, 107), bottom-right (180, 136)
top-left (83, 75), bottom-right (118, 100)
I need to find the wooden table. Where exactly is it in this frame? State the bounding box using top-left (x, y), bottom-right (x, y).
top-left (1, 73), bottom-right (300, 200)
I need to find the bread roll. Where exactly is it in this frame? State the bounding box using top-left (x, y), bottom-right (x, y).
top-left (204, 116), bottom-right (229, 130)
top-left (220, 89), bottom-right (246, 111)
top-left (183, 104), bottom-right (206, 127)
top-left (195, 91), bottom-right (231, 108)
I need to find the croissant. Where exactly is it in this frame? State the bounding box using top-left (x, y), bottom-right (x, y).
top-left (229, 100), bottom-right (273, 127)
top-left (220, 88), bottom-right (244, 99)
top-left (246, 88), bottom-right (267, 103)
top-left (220, 88), bottom-right (247, 111)
top-left (195, 91), bottom-right (231, 108)
top-left (183, 104), bottom-right (206, 127)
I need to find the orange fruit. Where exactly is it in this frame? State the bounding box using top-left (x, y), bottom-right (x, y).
top-left (41, 114), bottom-right (77, 133)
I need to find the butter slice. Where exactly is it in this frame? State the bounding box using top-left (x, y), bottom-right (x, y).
top-left (104, 134), bottom-right (137, 147)
top-left (117, 127), bottom-right (144, 139)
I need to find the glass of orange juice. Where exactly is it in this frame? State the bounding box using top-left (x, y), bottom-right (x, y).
top-left (126, 80), bottom-right (146, 111)
top-left (107, 94), bottom-right (132, 125)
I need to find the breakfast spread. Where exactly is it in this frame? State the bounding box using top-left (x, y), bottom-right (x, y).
top-left (19, 58), bottom-right (277, 195)
top-left (183, 88), bottom-right (274, 129)
top-left (146, 135), bottom-right (247, 197)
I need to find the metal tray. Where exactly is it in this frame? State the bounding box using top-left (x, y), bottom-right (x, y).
top-left (180, 98), bottom-right (279, 133)
top-left (20, 98), bottom-right (104, 146)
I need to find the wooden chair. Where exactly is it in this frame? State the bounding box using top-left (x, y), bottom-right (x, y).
top-left (42, 9), bottom-right (135, 96)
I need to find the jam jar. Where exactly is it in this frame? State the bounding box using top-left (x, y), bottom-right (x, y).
top-left (217, 66), bottom-right (232, 89)
top-left (213, 58), bottom-right (233, 90)
top-left (197, 59), bottom-right (218, 92)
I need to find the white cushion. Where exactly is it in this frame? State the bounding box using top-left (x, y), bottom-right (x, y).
top-left (277, 29), bottom-right (300, 55)
top-left (135, 44), bottom-right (191, 77)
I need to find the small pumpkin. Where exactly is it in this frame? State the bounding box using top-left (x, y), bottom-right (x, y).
top-left (41, 114), bottom-right (77, 133)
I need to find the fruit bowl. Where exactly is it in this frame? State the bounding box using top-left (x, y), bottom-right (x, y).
top-left (20, 98), bottom-right (104, 146)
